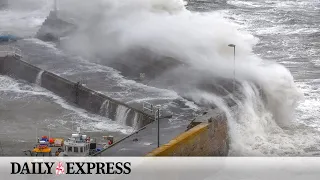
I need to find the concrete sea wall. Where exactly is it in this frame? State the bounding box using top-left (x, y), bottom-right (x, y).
top-left (146, 110), bottom-right (228, 156)
top-left (0, 54), bottom-right (230, 156)
top-left (0, 55), bottom-right (154, 129)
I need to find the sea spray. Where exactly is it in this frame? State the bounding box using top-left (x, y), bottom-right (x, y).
top-left (132, 112), bottom-right (139, 129)
top-left (0, 0), bottom-right (52, 37)
top-left (35, 70), bottom-right (44, 86)
top-left (115, 105), bottom-right (130, 126)
top-left (57, 1), bottom-right (302, 122)
top-left (188, 81), bottom-right (304, 156)
top-left (99, 99), bottom-right (110, 116)
top-left (227, 82), bottom-right (301, 156)
top-left (55, 0), bottom-right (304, 154)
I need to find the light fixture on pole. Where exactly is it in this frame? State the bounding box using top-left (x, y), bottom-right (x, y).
top-left (143, 102), bottom-right (172, 148)
top-left (153, 105), bottom-right (172, 148)
top-left (155, 105), bottom-right (161, 148)
top-left (228, 44), bottom-right (236, 92)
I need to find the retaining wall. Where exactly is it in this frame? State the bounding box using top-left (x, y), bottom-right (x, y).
top-left (0, 55), bottom-right (153, 129)
top-left (146, 110), bottom-right (228, 156)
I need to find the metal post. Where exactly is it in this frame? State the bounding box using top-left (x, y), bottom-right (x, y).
top-left (157, 108), bottom-right (160, 148)
top-left (228, 44), bottom-right (236, 92)
top-left (233, 46), bottom-right (235, 92)
top-left (36, 127), bottom-right (38, 143)
top-left (141, 102), bottom-right (167, 148)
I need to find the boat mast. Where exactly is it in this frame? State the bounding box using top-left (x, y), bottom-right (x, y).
top-left (36, 127), bottom-right (38, 143)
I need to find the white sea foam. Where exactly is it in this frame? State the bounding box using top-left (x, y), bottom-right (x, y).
top-left (0, 75), bottom-right (132, 134)
top-left (0, 0), bottom-right (52, 37)
top-left (49, 0), bottom-right (307, 155)
top-left (2, 0), bottom-right (317, 156)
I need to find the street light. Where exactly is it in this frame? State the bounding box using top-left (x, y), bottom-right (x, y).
top-left (156, 107), bottom-right (160, 148)
top-left (154, 105), bottom-right (172, 148)
top-left (228, 44), bottom-right (236, 92)
top-left (143, 102), bottom-right (172, 148)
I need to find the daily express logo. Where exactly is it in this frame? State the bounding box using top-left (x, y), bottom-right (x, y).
top-left (10, 161), bottom-right (131, 175)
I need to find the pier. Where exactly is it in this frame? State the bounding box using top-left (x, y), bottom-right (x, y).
top-left (0, 45), bottom-right (229, 156)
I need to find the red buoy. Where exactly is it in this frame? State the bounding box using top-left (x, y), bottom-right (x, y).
top-left (108, 140), bottom-right (113, 145)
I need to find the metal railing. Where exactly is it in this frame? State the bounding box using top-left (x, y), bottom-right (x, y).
top-left (93, 101), bottom-right (173, 155)
top-left (142, 101), bottom-right (163, 147)
top-left (0, 45), bottom-right (22, 57)
top-left (142, 101), bottom-right (154, 113)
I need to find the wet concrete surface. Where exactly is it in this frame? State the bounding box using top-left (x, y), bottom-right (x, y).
top-left (98, 118), bottom-right (190, 156)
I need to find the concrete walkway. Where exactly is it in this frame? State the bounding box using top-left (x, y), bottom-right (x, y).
top-left (98, 117), bottom-right (190, 156)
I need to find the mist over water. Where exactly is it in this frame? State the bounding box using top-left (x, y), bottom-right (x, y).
top-left (1, 0), bottom-right (317, 156)
top-left (0, 0), bottom-right (51, 36)
top-left (58, 1), bottom-right (303, 132)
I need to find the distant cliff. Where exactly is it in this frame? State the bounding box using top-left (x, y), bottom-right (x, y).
top-left (36, 11), bottom-right (77, 42)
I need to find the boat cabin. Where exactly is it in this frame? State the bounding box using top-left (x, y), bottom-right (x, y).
top-left (62, 133), bottom-right (91, 156)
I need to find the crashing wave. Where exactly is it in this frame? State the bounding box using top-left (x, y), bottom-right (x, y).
top-left (36, 0), bottom-right (304, 154)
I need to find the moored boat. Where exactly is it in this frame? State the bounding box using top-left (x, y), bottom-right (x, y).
top-left (23, 127), bottom-right (114, 156)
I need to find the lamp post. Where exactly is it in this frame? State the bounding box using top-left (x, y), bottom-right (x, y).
top-left (154, 105), bottom-right (172, 148)
top-left (228, 44), bottom-right (236, 92)
top-left (156, 107), bottom-right (160, 148)
top-left (143, 102), bottom-right (172, 148)
top-left (154, 105), bottom-right (162, 148)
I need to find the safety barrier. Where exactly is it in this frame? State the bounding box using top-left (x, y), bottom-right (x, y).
top-left (142, 101), bottom-right (154, 113)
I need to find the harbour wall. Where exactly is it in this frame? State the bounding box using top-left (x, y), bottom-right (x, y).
top-left (0, 54), bottom-right (231, 156)
top-left (146, 109), bottom-right (229, 156)
top-left (0, 55), bottom-right (154, 129)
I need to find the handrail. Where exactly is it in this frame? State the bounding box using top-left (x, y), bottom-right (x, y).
top-left (91, 125), bottom-right (148, 156)
top-left (143, 101), bottom-right (154, 113)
